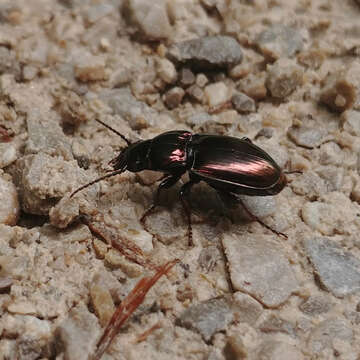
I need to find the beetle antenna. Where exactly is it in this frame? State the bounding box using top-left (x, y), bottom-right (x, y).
top-left (70, 167), bottom-right (127, 198)
top-left (95, 118), bottom-right (131, 146)
top-left (284, 170), bottom-right (303, 175)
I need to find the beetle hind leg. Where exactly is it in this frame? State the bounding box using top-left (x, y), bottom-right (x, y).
top-left (238, 198), bottom-right (288, 239)
top-left (179, 179), bottom-right (200, 247)
top-left (217, 191), bottom-right (287, 239)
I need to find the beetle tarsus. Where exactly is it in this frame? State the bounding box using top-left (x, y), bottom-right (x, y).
top-left (239, 199), bottom-right (288, 239)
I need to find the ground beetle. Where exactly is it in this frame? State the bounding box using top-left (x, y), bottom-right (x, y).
top-left (71, 119), bottom-right (288, 244)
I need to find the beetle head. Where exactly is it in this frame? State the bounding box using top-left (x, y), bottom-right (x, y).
top-left (110, 140), bottom-right (151, 172)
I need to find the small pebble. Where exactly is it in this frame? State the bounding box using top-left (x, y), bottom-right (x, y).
top-left (177, 297), bottom-right (233, 341)
top-left (223, 233), bottom-right (298, 308)
top-left (304, 237), bottom-right (360, 297)
top-left (124, 0), bottom-right (172, 40)
top-left (301, 192), bottom-right (356, 235)
top-left (233, 292), bottom-right (263, 325)
top-left (204, 82), bottom-right (231, 107)
top-left (288, 124), bottom-right (328, 148)
top-left (320, 62), bottom-right (360, 113)
top-left (195, 73), bottom-right (209, 88)
top-left (342, 110), bottom-right (360, 136)
top-left (186, 84), bottom-right (204, 103)
top-left (0, 144), bottom-right (17, 168)
top-left (164, 86), bottom-right (185, 109)
top-left (299, 296), bottom-right (333, 316)
top-left (308, 319), bottom-right (353, 355)
top-left (55, 303), bottom-right (101, 360)
top-left (74, 53), bottom-right (107, 82)
top-left (231, 92), bottom-right (256, 113)
top-left (266, 58), bottom-right (303, 99)
top-left (0, 173), bottom-right (19, 226)
top-left (168, 36), bottom-right (243, 70)
top-left (237, 72), bottom-right (267, 100)
top-left (105, 249), bottom-right (143, 277)
top-left (100, 88), bottom-right (157, 130)
top-left (256, 341), bottom-right (304, 360)
top-left (90, 284), bottom-right (115, 326)
top-left (179, 68), bottom-right (195, 86)
top-left (255, 24), bottom-right (304, 60)
top-left (156, 58), bottom-right (177, 84)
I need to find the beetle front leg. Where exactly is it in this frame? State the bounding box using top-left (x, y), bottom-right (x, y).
top-left (179, 179), bottom-right (199, 247)
top-left (140, 173), bottom-right (182, 229)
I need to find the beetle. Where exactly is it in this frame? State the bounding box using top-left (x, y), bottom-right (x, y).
top-left (71, 119), bottom-right (288, 245)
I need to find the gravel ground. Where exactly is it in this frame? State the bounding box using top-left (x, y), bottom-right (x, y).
top-left (1, 1), bottom-right (360, 359)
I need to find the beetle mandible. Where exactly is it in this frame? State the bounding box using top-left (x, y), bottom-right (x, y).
top-left (70, 119), bottom-right (288, 245)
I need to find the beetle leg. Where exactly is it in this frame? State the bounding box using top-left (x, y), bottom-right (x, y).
top-left (140, 173), bottom-right (182, 229)
top-left (179, 179), bottom-right (200, 247)
top-left (238, 198), bottom-right (288, 239)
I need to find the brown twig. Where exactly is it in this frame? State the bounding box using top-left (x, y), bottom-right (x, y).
top-left (134, 322), bottom-right (162, 343)
top-left (93, 259), bottom-right (179, 360)
top-left (83, 216), bottom-right (159, 271)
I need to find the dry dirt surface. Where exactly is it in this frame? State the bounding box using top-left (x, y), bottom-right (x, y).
top-left (1, 1), bottom-right (360, 359)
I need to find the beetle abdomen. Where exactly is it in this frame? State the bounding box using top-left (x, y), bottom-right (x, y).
top-left (190, 135), bottom-right (284, 195)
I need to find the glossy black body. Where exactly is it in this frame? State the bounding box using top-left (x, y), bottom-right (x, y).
top-left (112, 130), bottom-right (286, 196)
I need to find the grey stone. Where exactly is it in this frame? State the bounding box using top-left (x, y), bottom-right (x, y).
top-left (232, 92), bottom-right (256, 113)
top-left (256, 340), bottom-right (304, 360)
top-left (342, 110), bottom-right (360, 136)
top-left (304, 237), bottom-right (360, 297)
top-left (177, 297), bottom-right (234, 341)
top-left (317, 166), bottom-right (344, 192)
top-left (26, 116), bottom-right (73, 160)
top-left (301, 193), bottom-right (356, 235)
top-left (299, 296), bottom-right (333, 316)
top-left (255, 25), bottom-right (304, 60)
top-left (308, 318), bottom-right (353, 355)
top-left (55, 303), bottom-right (101, 360)
top-left (186, 84), bottom-right (204, 103)
top-left (168, 36), bottom-right (243, 70)
top-left (13, 153), bottom-right (87, 215)
top-left (290, 171), bottom-right (327, 199)
top-left (223, 233), bottom-right (298, 308)
top-left (240, 195), bottom-right (277, 219)
top-left (99, 88), bottom-right (158, 130)
top-left (237, 72), bottom-right (267, 100)
top-left (233, 292), bottom-right (263, 325)
top-left (288, 125), bottom-right (328, 148)
top-left (0, 47), bottom-right (21, 79)
top-left (0, 143), bottom-right (17, 168)
top-left (198, 245), bottom-right (221, 272)
top-left (123, 0), bottom-right (172, 41)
